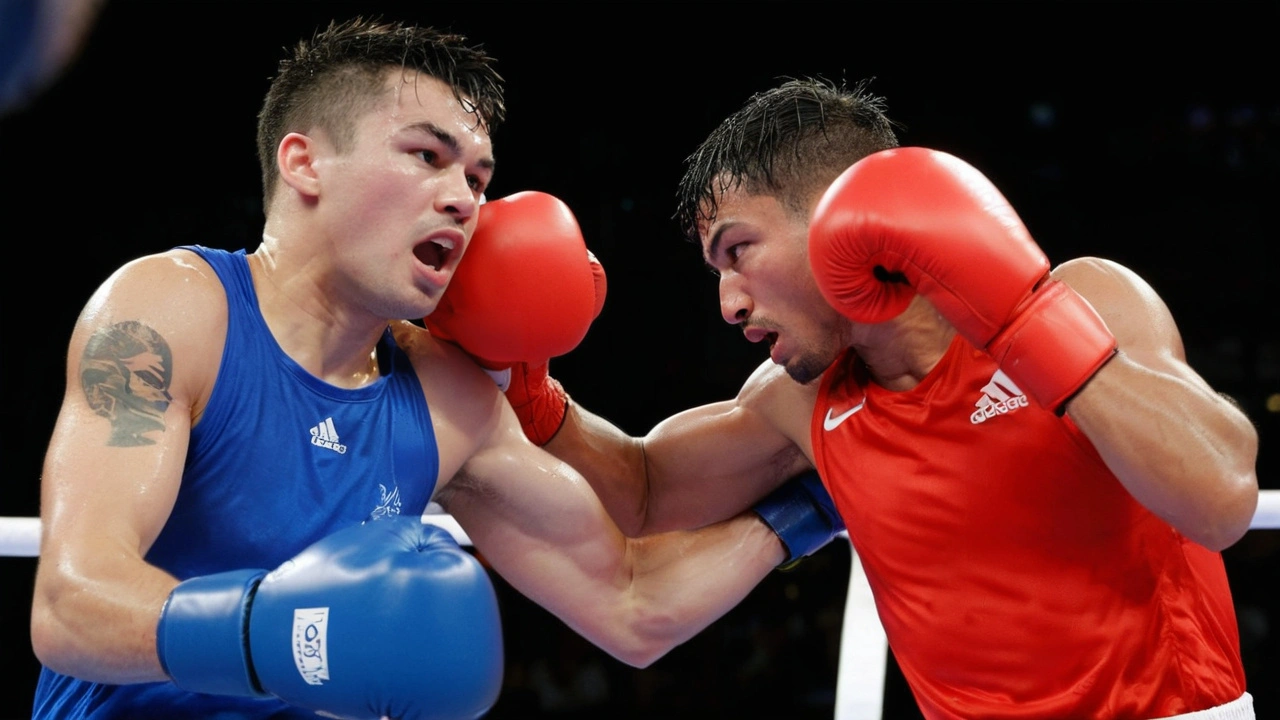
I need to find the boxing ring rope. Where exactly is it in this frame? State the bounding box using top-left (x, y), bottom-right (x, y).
top-left (3, 491), bottom-right (1277, 720)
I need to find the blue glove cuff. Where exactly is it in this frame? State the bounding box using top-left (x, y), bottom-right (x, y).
top-left (157, 568), bottom-right (270, 698)
top-left (753, 471), bottom-right (844, 564)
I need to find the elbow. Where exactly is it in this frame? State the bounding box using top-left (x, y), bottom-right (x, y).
top-left (29, 564), bottom-right (115, 680)
top-left (606, 640), bottom-right (675, 670)
top-left (1190, 473), bottom-right (1259, 552)
top-left (30, 606), bottom-right (55, 668)
top-left (29, 556), bottom-right (85, 675)
top-left (30, 593), bottom-right (74, 675)
top-left (591, 608), bottom-right (686, 669)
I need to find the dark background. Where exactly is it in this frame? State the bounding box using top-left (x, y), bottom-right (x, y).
top-left (2, 1), bottom-right (1276, 718)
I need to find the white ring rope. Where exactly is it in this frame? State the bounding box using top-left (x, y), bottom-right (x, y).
top-left (0, 505), bottom-right (473, 558)
top-left (6, 490), bottom-right (1278, 556)
top-left (2, 491), bottom-right (1275, 720)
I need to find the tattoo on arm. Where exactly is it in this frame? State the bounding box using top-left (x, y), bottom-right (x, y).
top-left (80, 320), bottom-right (174, 447)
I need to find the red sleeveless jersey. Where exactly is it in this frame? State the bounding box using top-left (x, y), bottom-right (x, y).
top-left (810, 337), bottom-right (1244, 719)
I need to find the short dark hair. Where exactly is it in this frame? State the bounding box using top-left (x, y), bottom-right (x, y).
top-left (675, 77), bottom-right (900, 242)
top-left (255, 17), bottom-right (505, 210)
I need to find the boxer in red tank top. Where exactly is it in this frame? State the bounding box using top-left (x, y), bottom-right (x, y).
top-left (444, 79), bottom-right (1260, 719)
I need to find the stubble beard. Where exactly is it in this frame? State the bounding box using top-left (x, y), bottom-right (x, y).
top-left (784, 348), bottom-right (836, 385)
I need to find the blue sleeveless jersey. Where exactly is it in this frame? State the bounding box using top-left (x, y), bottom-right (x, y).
top-left (33, 246), bottom-right (441, 719)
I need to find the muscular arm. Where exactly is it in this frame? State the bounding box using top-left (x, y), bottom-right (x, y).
top-left (545, 358), bottom-right (814, 536)
top-left (445, 436), bottom-right (786, 669)
top-left (30, 251), bottom-right (222, 683)
top-left (1058, 257), bottom-right (1259, 550)
top-left (424, 349), bottom-right (789, 668)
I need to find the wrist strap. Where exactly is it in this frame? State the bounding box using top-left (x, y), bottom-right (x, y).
top-left (502, 363), bottom-right (568, 445)
top-left (753, 471), bottom-right (844, 567)
top-left (988, 280), bottom-right (1117, 412)
top-left (157, 569), bottom-right (270, 697)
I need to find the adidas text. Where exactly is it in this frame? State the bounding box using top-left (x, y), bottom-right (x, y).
top-left (970, 369), bottom-right (1028, 425)
top-left (970, 395), bottom-right (1028, 425)
top-left (309, 417), bottom-right (348, 454)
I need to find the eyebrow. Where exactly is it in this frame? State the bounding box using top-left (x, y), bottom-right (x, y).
top-left (703, 222), bottom-right (733, 270)
top-left (409, 121), bottom-right (496, 173)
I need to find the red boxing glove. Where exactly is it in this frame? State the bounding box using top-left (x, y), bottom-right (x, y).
top-left (808, 147), bottom-right (1116, 412)
top-left (424, 191), bottom-right (606, 444)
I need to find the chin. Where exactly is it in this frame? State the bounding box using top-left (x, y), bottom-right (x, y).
top-left (784, 349), bottom-right (840, 385)
top-left (783, 359), bottom-right (821, 385)
top-left (385, 297), bottom-right (436, 324)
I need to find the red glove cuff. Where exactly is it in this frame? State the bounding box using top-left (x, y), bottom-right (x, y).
top-left (502, 362), bottom-right (568, 446)
top-left (987, 280), bottom-right (1117, 412)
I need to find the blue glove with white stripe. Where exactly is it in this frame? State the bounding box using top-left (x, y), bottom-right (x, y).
top-left (157, 515), bottom-right (503, 720)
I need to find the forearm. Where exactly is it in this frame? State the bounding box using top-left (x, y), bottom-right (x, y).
top-left (559, 398), bottom-right (807, 538)
top-left (452, 431), bottom-right (794, 671)
top-left (1065, 355), bottom-right (1259, 550)
top-left (544, 401), bottom-right (651, 536)
top-left (602, 514), bottom-right (786, 667)
top-left (31, 551), bottom-right (176, 683)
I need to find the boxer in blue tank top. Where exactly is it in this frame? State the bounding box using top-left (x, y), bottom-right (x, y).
top-left (34, 245), bottom-right (439, 717)
top-left (30, 16), bottom-right (828, 720)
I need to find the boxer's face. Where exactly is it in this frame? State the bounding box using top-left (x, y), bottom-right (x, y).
top-left (700, 185), bottom-right (849, 384)
top-left (311, 71), bottom-right (494, 321)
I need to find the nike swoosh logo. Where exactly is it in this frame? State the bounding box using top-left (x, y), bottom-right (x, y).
top-left (823, 399), bottom-right (866, 431)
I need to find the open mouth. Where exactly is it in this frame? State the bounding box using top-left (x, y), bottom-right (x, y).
top-left (413, 237), bottom-right (456, 271)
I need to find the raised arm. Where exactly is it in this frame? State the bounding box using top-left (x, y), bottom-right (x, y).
top-left (1055, 257), bottom-right (1258, 550)
top-left (30, 251), bottom-right (222, 683)
top-left (807, 147), bottom-right (1258, 552)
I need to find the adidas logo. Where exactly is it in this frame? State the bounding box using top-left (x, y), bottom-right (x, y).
top-left (970, 369), bottom-right (1029, 425)
top-left (309, 417), bottom-right (348, 454)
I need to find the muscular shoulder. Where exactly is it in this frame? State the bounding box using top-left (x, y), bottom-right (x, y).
top-left (737, 358), bottom-right (820, 447)
top-left (1052, 256), bottom-right (1184, 359)
top-left (1052, 256), bottom-right (1154, 297)
top-left (70, 248), bottom-right (229, 412)
top-left (390, 320), bottom-right (508, 482)
top-left (85, 249), bottom-right (226, 317)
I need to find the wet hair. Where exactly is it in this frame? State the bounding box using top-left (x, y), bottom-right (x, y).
top-left (255, 16), bottom-right (505, 210)
top-left (675, 76), bottom-right (900, 243)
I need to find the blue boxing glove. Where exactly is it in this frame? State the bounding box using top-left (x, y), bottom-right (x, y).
top-left (156, 516), bottom-right (503, 720)
top-left (753, 470), bottom-right (845, 568)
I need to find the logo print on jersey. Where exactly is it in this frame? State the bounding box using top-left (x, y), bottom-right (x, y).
top-left (369, 484), bottom-right (402, 519)
top-left (309, 417), bottom-right (348, 454)
top-left (823, 399), bottom-right (867, 431)
top-left (970, 369), bottom-right (1029, 425)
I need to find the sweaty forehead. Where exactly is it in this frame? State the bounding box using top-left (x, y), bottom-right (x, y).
top-left (704, 187), bottom-right (787, 230)
top-left (700, 189), bottom-right (795, 260)
top-left (391, 73), bottom-right (481, 126)
top-left (696, 179), bottom-right (749, 241)
top-left (386, 73), bottom-right (492, 151)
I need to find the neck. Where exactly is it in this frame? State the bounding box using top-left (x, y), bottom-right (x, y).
top-left (247, 245), bottom-right (388, 389)
top-left (852, 297), bottom-right (956, 392)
